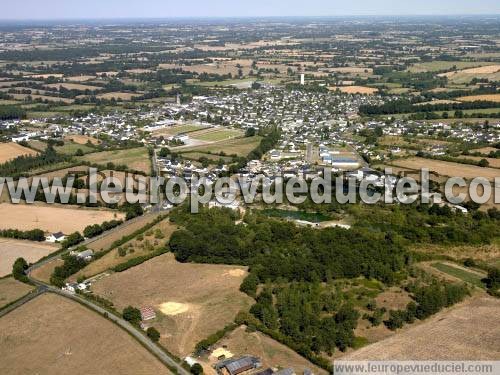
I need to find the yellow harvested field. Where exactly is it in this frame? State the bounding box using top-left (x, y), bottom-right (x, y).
top-left (199, 325), bottom-right (327, 375)
top-left (0, 203), bottom-right (125, 234)
top-left (340, 296), bottom-right (500, 360)
top-left (457, 94), bottom-right (500, 103)
top-left (332, 85), bottom-right (378, 94)
top-left (0, 239), bottom-right (58, 277)
top-left (0, 293), bottom-right (172, 375)
top-left (0, 277), bottom-right (35, 308)
top-left (0, 142), bottom-right (38, 164)
top-left (391, 157), bottom-right (500, 181)
top-left (91, 253), bottom-right (254, 357)
top-left (458, 65), bottom-right (500, 74)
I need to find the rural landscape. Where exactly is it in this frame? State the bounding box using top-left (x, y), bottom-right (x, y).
top-left (0, 2), bottom-right (500, 375)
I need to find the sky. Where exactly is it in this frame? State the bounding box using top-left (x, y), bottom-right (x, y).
top-left (1, 0), bottom-right (500, 20)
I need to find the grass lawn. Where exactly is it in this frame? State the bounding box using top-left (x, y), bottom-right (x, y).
top-left (431, 262), bottom-right (485, 289)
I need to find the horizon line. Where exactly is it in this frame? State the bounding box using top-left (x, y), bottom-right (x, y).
top-left (1, 14), bottom-right (500, 22)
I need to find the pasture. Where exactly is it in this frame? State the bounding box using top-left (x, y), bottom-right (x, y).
top-left (0, 293), bottom-right (172, 375)
top-left (91, 252), bottom-right (253, 357)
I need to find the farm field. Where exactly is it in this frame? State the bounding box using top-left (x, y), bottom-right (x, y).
top-left (45, 83), bottom-right (101, 91)
top-left (331, 86), bottom-right (378, 94)
top-left (457, 93), bottom-right (500, 103)
top-left (0, 293), bottom-right (172, 375)
top-left (0, 277), bottom-right (35, 308)
top-left (0, 203), bottom-right (125, 234)
top-left (198, 325), bottom-right (327, 375)
top-left (31, 259), bottom-right (63, 284)
top-left (407, 61), bottom-right (492, 73)
top-left (0, 142), bottom-right (38, 164)
top-left (339, 295), bottom-right (500, 360)
top-left (431, 262), bottom-right (485, 289)
top-left (73, 217), bottom-right (176, 279)
top-left (91, 252), bottom-right (254, 357)
top-left (81, 147), bottom-right (151, 173)
top-left (0, 239), bottom-right (58, 277)
top-left (179, 136), bottom-right (262, 157)
top-left (54, 141), bottom-right (95, 155)
top-left (391, 157), bottom-right (500, 181)
top-left (96, 92), bottom-right (141, 100)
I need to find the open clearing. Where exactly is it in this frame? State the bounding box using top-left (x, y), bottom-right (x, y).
top-left (64, 134), bottom-right (100, 145)
top-left (0, 239), bottom-right (58, 277)
top-left (91, 252), bottom-right (254, 357)
top-left (391, 157), bottom-right (500, 181)
top-left (81, 147), bottom-right (151, 173)
top-left (179, 136), bottom-right (262, 157)
top-left (0, 277), bottom-right (35, 308)
top-left (340, 295), bottom-right (500, 360)
top-left (431, 262), bottom-right (486, 289)
top-left (0, 293), bottom-right (172, 375)
top-left (0, 142), bottom-right (38, 164)
top-left (0, 203), bottom-right (124, 234)
top-left (198, 325), bottom-right (327, 375)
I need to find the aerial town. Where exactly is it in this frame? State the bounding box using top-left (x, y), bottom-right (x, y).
top-left (0, 6), bottom-right (499, 375)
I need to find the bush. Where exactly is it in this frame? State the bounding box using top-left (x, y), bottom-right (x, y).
top-left (12, 257), bottom-right (29, 283)
top-left (146, 327), bottom-right (161, 342)
top-left (122, 306), bottom-right (141, 324)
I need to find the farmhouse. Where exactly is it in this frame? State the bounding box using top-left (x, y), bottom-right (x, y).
top-left (46, 232), bottom-right (66, 243)
top-left (140, 306), bottom-right (157, 321)
top-left (71, 249), bottom-right (94, 261)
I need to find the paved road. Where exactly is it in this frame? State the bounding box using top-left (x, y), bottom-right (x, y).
top-left (6, 215), bottom-right (189, 375)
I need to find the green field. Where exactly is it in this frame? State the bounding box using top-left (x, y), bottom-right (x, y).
top-left (179, 136), bottom-right (262, 157)
top-left (431, 262), bottom-right (485, 289)
top-left (191, 129), bottom-right (244, 142)
top-left (162, 124), bottom-right (208, 136)
top-left (55, 141), bottom-right (95, 155)
top-left (407, 61), bottom-right (492, 73)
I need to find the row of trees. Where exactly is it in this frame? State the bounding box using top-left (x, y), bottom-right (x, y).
top-left (83, 219), bottom-right (123, 238)
top-left (0, 228), bottom-right (45, 241)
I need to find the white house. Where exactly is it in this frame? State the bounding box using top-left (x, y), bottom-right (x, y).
top-left (46, 232), bottom-right (66, 243)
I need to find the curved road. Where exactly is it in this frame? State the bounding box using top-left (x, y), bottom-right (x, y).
top-left (1, 215), bottom-right (189, 375)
